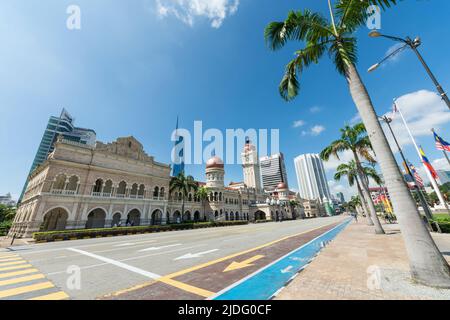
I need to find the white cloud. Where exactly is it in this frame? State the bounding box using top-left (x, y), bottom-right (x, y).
top-left (292, 120), bottom-right (306, 128)
top-left (349, 113), bottom-right (361, 125)
top-left (309, 106), bottom-right (321, 113)
top-left (383, 42), bottom-right (407, 64)
top-left (155, 0), bottom-right (240, 28)
top-left (382, 90), bottom-right (450, 148)
top-left (322, 150), bottom-right (354, 172)
top-left (301, 125), bottom-right (326, 137)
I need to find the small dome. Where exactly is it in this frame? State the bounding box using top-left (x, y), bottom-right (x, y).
top-left (206, 156), bottom-right (224, 169)
top-left (277, 182), bottom-right (288, 190)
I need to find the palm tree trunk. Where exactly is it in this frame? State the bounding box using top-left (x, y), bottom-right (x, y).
top-left (346, 62), bottom-right (450, 287)
top-left (356, 177), bottom-right (373, 226)
top-left (354, 153), bottom-right (385, 234)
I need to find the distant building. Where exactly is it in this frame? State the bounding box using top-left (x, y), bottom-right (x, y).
top-left (259, 153), bottom-right (288, 191)
top-left (0, 193), bottom-right (16, 207)
top-left (294, 154), bottom-right (331, 202)
top-left (19, 109), bottom-right (96, 202)
top-left (336, 192), bottom-right (345, 203)
top-left (437, 170), bottom-right (450, 185)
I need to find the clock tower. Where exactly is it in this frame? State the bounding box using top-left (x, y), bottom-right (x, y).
top-left (241, 137), bottom-right (262, 192)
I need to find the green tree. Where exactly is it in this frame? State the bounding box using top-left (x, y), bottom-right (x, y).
top-left (195, 186), bottom-right (210, 221)
top-left (334, 159), bottom-right (382, 225)
top-left (169, 172), bottom-right (199, 221)
top-left (321, 123), bottom-right (384, 234)
top-left (264, 0), bottom-right (450, 286)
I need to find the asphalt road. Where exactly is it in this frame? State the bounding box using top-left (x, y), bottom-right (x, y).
top-left (0, 216), bottom-right (346, 300)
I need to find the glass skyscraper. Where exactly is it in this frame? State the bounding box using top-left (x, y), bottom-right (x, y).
top-left (259, 153), bottom-right (289, 191)
top-left (19, 109), bottom-right (96, 202)
top-left (294, 153), bottom-right (331, 202)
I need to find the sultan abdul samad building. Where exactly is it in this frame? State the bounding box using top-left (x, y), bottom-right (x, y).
top-left (11, 135), bottom-right (305, 238)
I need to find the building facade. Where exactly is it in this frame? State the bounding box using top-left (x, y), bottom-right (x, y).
top-left (11, 136), bottom-right (304, 238)
top-left (294, 154), bottom-right (331, 202)
top-left (19, 109), bottom-right (96, 202)
top-left (260, 153), bottom-right (288, 191)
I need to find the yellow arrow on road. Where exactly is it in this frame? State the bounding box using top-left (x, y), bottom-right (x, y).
top-left (223, 255), bottom-right (265, 272)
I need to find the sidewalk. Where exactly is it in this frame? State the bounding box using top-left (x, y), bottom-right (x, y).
top-left (0, 236), bottom-right (34, 249)
top-left (276, 220), bottom-right (450, 300)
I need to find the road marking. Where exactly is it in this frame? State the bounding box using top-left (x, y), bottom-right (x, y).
top-left (67, 248), bottom-right (161, 280)
top-left (66, 247), bottom-right (213, 298)
top-left (161, 221), bottom-right (341, 280)
top-left (0, 257), bottom-right (22, 262)
top-left (210, 218), bottom-right (352, 300)
top-left (29, 291), bottom-right (69, 300)
top-left (223, 255), bottom-right (265, 272)
top-left (0, 268), bottom-right (39, 279)
top-left (158, 277), bottom-right (214, 298)
top-left (0, 260), bottom-right (26, 267)
top-left (281, 266), bottom-right (293, 274)
top-left (174, 249), bottom-right (219, 260)
top-left (0, 281), bottom-right (54, 299)
top-left (0, 254), bottom-right (17, 259)
top-left (138, 244), bottom-right (181, 252)
top-left (0, 273), bottom-right (45, 287)
top-left (0, 264), bottom-right (33, 272)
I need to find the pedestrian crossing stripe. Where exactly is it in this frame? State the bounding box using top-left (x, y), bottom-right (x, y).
top-left (0, 257), bottom-right (23, 262)
top-left (29, 291), bottom-right (69, 300)
top-left (0, 254), bottom-right (18, 259)
top-left (0, 264), bottom-right (33, 272)
top-left (0, 268), bottom-right (39, 279)
top-left (0, 260), bottom-right (27, 267)
top-left (0, 274), bottom-right (45, 287)
top-left (0, 281), bottom-right (54, 299)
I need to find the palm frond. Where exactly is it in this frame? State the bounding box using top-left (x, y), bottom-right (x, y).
top-left (329, 36), bottom-right (358, 75)
top-left (336, 0), bottom-right (399, 33)
top-left (265, 10), bottom-right (333, 51)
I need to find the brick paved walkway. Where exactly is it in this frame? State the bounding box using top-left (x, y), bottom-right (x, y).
top-left (276, 220), bottom-right (450, 300)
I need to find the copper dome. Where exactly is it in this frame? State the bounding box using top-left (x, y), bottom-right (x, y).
top-left (206, 156), bottom-right (224, 169)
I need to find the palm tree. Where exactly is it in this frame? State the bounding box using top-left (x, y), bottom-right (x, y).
top-left (195, 186), bottom-right (210, 221)
top-left (169, 172), bottom-right (198, 221)
top-left (334, 160), bottom-right (380, 226)
top-left (321, 123), bottom-right (384, 234)
top-left (265, 0), bottom-right (450, 286)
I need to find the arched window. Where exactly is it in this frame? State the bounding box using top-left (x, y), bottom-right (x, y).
top-left (117, 181), bottom-right (127, 197)
top-left (214, 192), bottom-right (218, 201)
top-left (66, 176), bottom-right (79, 192)
top-left (130, 183), bottom-right (138, 197)
top-left (53, 174), bottom-right (66, 191)
top-left (138, 184), bottom-right (145, 198)
top-left (93, 179), bottom-right (103, 193)
top-left (188, 193), bottom-right (193, 202)
top-left (103, 180), bottom-right (113, 195)
top-left (153, 187), bottom-right (159, 198)
top-left (219, 192), bottom-right (222, 201)
top-left (160, 187), bottom-right (165, 198)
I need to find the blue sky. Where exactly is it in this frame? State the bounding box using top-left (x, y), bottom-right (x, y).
top-left (1, 0), bottom-right (449, 201)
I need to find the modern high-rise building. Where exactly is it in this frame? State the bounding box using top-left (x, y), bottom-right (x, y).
top-left (437, 170), bottom-right (450, 185)
top-left (19, 109), bottom-right (96, 202)
top-left (259, 153), bottom-right (288, 191)
top-left (336, 192), bottom-right (345, 203)
top-left (294, 153), bottom-right (331, 201)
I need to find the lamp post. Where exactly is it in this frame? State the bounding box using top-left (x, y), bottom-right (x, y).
top-left (368, 31), bottom-right (450, 110)
top-left (379, 115), bottom-right (433, 219)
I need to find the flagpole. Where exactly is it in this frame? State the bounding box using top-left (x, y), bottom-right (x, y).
top-left (394, 99), bottom-right (448, 210)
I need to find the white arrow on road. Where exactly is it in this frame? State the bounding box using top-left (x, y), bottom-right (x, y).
top-left (138, 244), bottom-right (182, 252)
top-left (174, 249), bottom-right (219, 260)
top-left (281, 266), bottom-right (293, 274)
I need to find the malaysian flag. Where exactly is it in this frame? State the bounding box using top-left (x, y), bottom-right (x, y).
top-left (434, 131), bottom-right (450, 152)
top-left (409, 163), bottom-right (424, 188)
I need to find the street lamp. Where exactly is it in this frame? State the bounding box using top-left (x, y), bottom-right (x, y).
top-left (378, 115), bottom-right (433, 219)
top-left (368, 31), bottom-right (450, 110)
